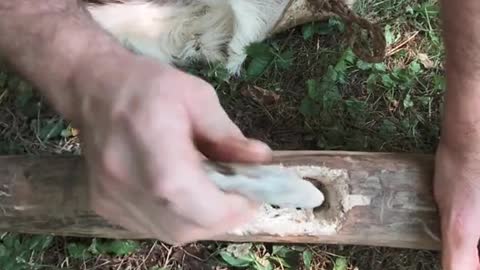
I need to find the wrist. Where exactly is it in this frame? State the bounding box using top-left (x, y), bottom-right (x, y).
top-left (439, 69), bottom-right (480, 152)
top-left (0, 1), bottom-right (140, 124)
top-left (69, 45), bottom-right (176, 126)
top-left (45, 15), bottom-right (141, 123)
top-left (67, 40), bottom-right (134, 124)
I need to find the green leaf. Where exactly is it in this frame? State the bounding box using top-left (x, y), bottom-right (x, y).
top-left (254, 259), bottom-right (274, 270)
top-left (67, 243), bottom-right (90, 259)
top-left (226, 243), bottom-right (253, 258)
top-left (14, 81), bottom-right (34, 108)
top-left (0, 72), bottom-right (7, 88)
top-left (13, 238), bottom-right (22, 251)
top-left (317, 22), bottom-right (337, 34)
top-left (356, 60), bottom-right (372, 70)
top-left (246, 42), bottom-right (272, 58)
top-left (302, 24), bottom-right (316, 40)
top-left (206, 64), bottom-right (230, 83)
top-left (302, 22), bottom-right (336, 40)
top-left (61, 127), bottom-right (73, 138)
top-left (246, 55), bottom-right (274, 79)
top-left (324, 66), bottom-right (338, 82)
top-left (417, 96), bottom-right (432, 106)
top-left (403, 94), bottom-right (414, 109)
top-left (219, 251), bottom-right (254, 267)
top-left (86, 239), bottom-right (102, 255)
top-left (384, 25), bottom-right (395, 46)
top-left (302, 250), bottom-right (313, 269)
top-left (328, 17), bottom-right (345, 32)
top-left (379, 119), bottom-right (397, 139)
top-left (276, 50), bottom-right (294, 70)
top-left (373, 63), bottom-right (387, 72)
top-left (103, 240), bottom-right (140, 256)
top-left (38, 119), bottom-right (64, 141)
top-left (406, 5), bottom-right (414, 14)
top-left (345, 98), bottom-right (367, 122)
top-left (408, 61), bottom-right (422, 74)
top-left (366, 73), bottom-right (378, 91)
top-left (333, 257), bottom-right (348, 270)
top-left (381, 74), bottom-right (396, 88)
top-left (433, 75), bottom-right (445, 91)
top-left (342, 49), bottom-right (356, 65)
top-left (299, 98), bottom-right (318, 117)
top-left (306, 79), bottom-right (320, 101)
top-left (28, 235), bottom-right (53, 252)
top-left (272, 245), bottom-right (297, 259)
top-left (322, 86), bottom-right (342, 110)
top-left (0, 244), bottom-right (7, 257)
top-left (334, 51), bottom-right (355, 73)
top-left (271, 246), bottom-right (300, 269)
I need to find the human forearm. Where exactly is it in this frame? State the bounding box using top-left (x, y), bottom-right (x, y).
top-left (0, 0), bottom-right (131, 122)
top-left (440, 0), bottom-right (480, 153)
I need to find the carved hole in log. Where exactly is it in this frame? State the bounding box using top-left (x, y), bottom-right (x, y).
top-left (304, 176), bottom-right (346, 225)
top-left (269, 179), bottom-right (332, 211)
top-left (303, 177), bottom-right (330, 212)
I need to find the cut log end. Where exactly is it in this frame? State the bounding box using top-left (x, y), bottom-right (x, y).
top-left (270, 0), bottom-right (361, 34)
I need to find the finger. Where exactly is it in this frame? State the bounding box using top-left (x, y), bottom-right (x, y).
top-left (440, 211), bottom-right (480, 270)
top-left (88, 146), bottom-right (216, 245)
top-left (132, 107), bottom-right (259, 230)
top-left (198, 135), bottom-right (273, 164)
top-left (186, 86), bottom-right (272, 163)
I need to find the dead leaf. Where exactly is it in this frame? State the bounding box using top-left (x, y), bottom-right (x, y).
top-left (389, 100), bottom-right (399, 112)
top-left (241, 85), bottom-right (280, 105)
top-left (226, 243), bottom-right (253, 258)
top-left (171, 244), bottom-right (212, 270)
top-left (417, 53), bottom-right (434, 69)
top-left (71, 128), bottom-right (80, 137)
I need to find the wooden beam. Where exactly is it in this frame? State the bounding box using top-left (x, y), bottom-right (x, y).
top-left (0, 151), bottom-right (440, 250)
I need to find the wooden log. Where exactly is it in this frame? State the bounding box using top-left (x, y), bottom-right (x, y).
top-left (0, 151), bottom-right (440, 250)
top-left (272, 0), bottom-right (336, 34)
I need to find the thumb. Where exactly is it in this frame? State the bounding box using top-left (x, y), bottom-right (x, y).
top-left (188, 91), bottom-right (272, 163)
top-left (441, 214), bottom-right (480, 270)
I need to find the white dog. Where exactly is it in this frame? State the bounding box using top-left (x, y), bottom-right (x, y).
top-left (85, 0), bottom-right (293, 74)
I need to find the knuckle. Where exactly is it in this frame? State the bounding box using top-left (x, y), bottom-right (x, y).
top-left (152, 180), bottom-right (183, 201)
top-left (110, 101), bottom-right (139, 131)
top-left (98, 148), bottom-right (123, 182)
top-left (195, 82), bottom-right (218, 101)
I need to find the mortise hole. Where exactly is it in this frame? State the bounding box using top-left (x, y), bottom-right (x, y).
top-left (303, 177), bottom-right (330, 213)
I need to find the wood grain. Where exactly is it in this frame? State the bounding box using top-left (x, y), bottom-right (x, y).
top-left (0, 151), bottom-right (440, 250)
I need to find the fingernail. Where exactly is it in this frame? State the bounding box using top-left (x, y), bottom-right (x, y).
top-left (247, 139), bottom-right (272, 158)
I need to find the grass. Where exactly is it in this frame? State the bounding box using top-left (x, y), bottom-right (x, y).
top-left (0, 0), bottom-right (444, 268)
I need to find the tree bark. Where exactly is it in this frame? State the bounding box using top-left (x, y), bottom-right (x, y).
top-left (0, 151), bottom-right (440, 250)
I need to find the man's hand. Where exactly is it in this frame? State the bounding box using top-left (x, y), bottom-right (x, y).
top-left (0, 0), bottom-right (272, 245)
top-left (434, 142), bottom-right (480, 269)
top-left (436, 0), bottom-right (480, 267)
top-left (77, 56), bottom-right (272, 244)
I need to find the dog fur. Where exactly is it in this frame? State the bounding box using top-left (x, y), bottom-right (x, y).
top-left (85, 0), bottom-right (292, 74)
